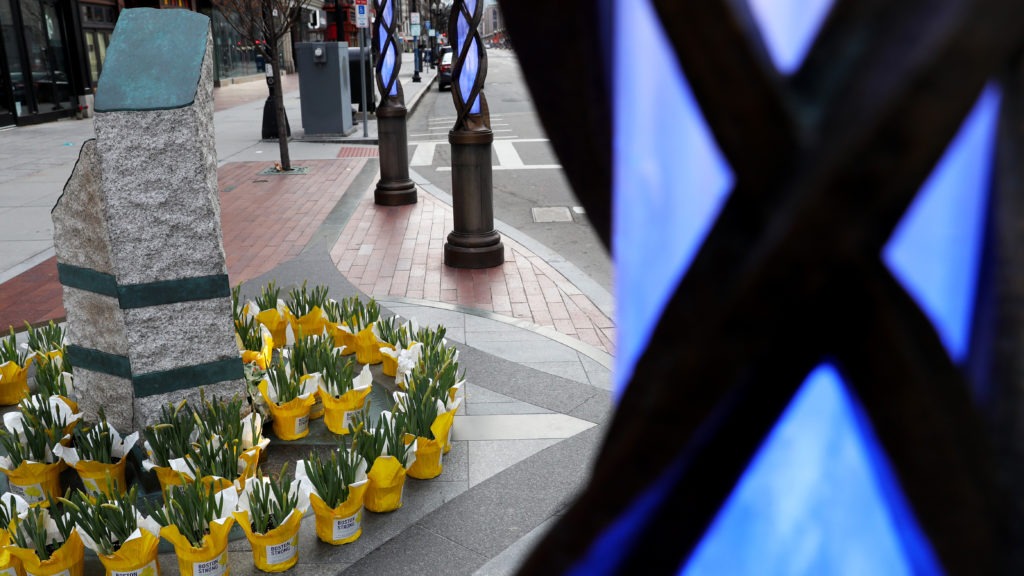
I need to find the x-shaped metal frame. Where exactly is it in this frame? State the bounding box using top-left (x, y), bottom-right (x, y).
top-left (373, 0), bottom-right (406, 108)
top-left (448, 0), bottom-right (491, 132)
top-left (505, 0), bottom-right (1024, 573)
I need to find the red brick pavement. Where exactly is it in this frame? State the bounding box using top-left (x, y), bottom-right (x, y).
top-left (0, 155), bottom-right (616, 356)
top-left (218, 159), bottom-right (366, 284)
top-left (330, 190), bottom-right (616, 354)
top-left (338, 147), bottom-right (379, 158)
top-left (0, 258), bottom-right (63, 332)
top-left (0, 158), bottom-right (366, 332)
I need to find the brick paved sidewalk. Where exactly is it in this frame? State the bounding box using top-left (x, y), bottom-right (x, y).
top-left (0, 156), bottom-right (616, 357)
top-left (331, 189), bottom-right (616, 354)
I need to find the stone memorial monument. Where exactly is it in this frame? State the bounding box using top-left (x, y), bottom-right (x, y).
top-left (51, 8), bottom-right (244, 430)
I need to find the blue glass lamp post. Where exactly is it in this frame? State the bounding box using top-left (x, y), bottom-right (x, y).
top-left (444, 0), bottom-right (503, 268)
top-left (373, 0), bottom-right (417, 206)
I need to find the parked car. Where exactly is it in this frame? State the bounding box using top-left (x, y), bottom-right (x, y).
top-left (438, 51), bottom-right (453, 91)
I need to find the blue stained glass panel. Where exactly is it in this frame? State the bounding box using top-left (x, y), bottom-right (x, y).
top-left (883, 86), bottom-right (1000, 362)
top-left (681, 365), bottom-right (942, 575)
top-left (612, 0), bottom-right (733, 398)
top-left (746, 0), bottom-right (834, 73)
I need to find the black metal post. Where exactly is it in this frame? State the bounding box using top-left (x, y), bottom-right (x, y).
top-left (410, 0), bottom-right (421, 82)
top-left (444, 0), bottom-right (502, 268)
top-left (373, 0), bottom-right (417, 205)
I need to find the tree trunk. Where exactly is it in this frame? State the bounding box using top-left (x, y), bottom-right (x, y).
top-left (271, 45), bottom-right (291, 171)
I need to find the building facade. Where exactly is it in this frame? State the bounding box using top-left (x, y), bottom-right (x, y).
top-left (0, 0), bottom-right (93, 127)
top-left (0, 0), bottom-right (321, 127)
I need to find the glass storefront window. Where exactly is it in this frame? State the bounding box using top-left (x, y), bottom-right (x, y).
top-left (210, 9), bottom-right (258, 81)
top-left (21, 0), bottom-right (73, 112)
top-left (1, 0), bottom-right (22, 116)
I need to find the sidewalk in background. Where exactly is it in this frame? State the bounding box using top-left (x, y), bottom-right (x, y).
top-left (0, 50), bottom-right (614, 576)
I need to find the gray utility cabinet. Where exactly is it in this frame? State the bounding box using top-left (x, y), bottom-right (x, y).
top-left (295, 42), bottom-right (354, 135)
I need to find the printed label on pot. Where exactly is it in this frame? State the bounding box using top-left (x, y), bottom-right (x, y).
top-left (10, 481), bottom-right (45, 503)
top-left (342, 410), bottom-right (359, 430)
top-left (333, 510), bottom-right (362, 540)
top-left (295, 415), bottom-right (309, 435)
top-left (192, 553), bottom-right (227, 576)
top-left (29, 571), bottom-right (70, 576)
top-left (112, 561), bottom-right (158, 576)
top-left (266, 536), bottom-right (298, 565)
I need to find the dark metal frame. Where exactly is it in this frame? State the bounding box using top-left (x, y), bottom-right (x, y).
top-left (501, 0), bottom-right (1024, 573)
top-left (443, 0), bottom-right (502, 269)
top-left (372, 0), bottom-right (416, 205)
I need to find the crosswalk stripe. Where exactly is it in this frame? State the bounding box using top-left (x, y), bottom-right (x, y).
top-left (410, 142), bottom-right (437, 166)
top-left (437, 165), bottom-right (562, 172)
top-left (409, 129), bottom-right (513, 138)
top-left (492, 140), bottom-right (525, 168)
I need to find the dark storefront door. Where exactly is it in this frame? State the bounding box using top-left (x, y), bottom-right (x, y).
top-left (21, 0), bottom-right (73, 114)
top-left (0, 0), bottom-right (17, 126)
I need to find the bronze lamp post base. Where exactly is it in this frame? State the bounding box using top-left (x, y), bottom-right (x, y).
top-left (444, 230), bottom-right (504, 268)
top-left (375, 104), bottom-right (417, 206)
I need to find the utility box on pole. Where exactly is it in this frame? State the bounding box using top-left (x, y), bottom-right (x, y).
top-left (295, 42), bottom-right (354, 136)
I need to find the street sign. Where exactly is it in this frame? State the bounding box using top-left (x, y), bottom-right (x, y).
top-left (410, 12), bottom-right (420, 25)
top-left (355, 2), bottom-right (368, 28)
top-left (411, 24), bottom-right (420, 36)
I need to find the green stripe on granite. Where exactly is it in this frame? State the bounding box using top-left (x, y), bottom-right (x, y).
top-left (66, 345), bottom-right (132, 379)
top-left (57, 263), bottom-right (118, 298)
top-left (117, 274), bottom-right (230, 309)
top-left (132, 357), bottom-right (244, 398)
top-left (57, 264), bottom-right (229, 309)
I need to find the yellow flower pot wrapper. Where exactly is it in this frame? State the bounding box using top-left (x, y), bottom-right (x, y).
top-left (53, 429), bottom-right (139, 497)
top-left (160, 517), bottom-right (235, 576)
top-left (294, 458), bottom-right (369, 545)
top-left (239, 325), bottom-right (274, 370)
top-left (0, 528), bottom-right (24, 576)
top-left (239, 447), bottom-right (263, 482)
top-left (258, 380), bottom-right (316, 441)
top-left (140, 452), bottom-right (195, 494)
top-left (252, 301), bottom-right (291, 349)
top-left (158, 485), bottom-right (237, 576)
top-left (8, 518), bottom-right (85, 576)
top-left (0, 461), bottom-right (66, 506)
top-left (287, 306), bottom-right (325, 340)
top-left (327, 324), bottom-right (357, 356)
top-left (320, 365), bottom-right (373, 435)
top-left (30, 348), bottom-right (64, 366)
top-left (234, 476), bottom-right (310, 572)
top-left (77, 512), bottom-right (162, 576)
top-left (309, 488), bottom-right (368, 545)
top-left (95, 530), bottom-right (161, 576)
top-left (380, 346), bottom-right (399, 378)
top-left (0, 358), bottom-right (32, 406)
top-left (233, 509), bottom-right (301, 573)
top-left (364, 454), bottom-right (412, 513)
top-left (401, 406), bottom-right (457, 480)
top-left (353, 326), bottom-right (382, 365)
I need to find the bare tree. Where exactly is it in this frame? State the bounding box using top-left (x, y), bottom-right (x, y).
top-left (211, 0), bottom-right (311, 171)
